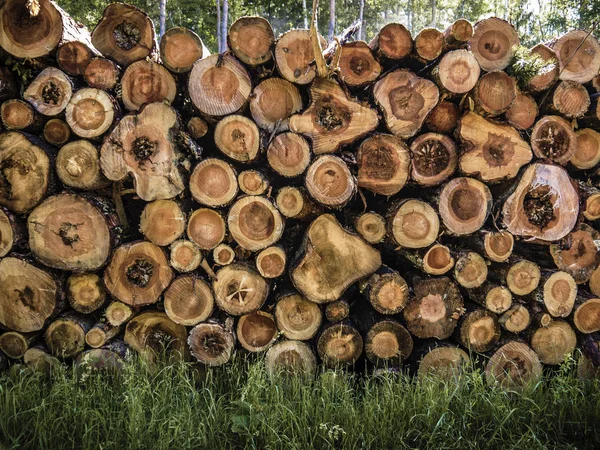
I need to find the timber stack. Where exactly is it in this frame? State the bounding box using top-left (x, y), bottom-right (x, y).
top-left (1, 0), bottom-right (600, 388)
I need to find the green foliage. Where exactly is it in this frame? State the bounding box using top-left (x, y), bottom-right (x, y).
top-left (1, 355), bottom-right (599, 449)
top-left (506, 45), bottom-right (557, 89)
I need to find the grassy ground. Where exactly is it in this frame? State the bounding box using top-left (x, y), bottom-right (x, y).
top-left (1, 356), bottom-right (599, 450)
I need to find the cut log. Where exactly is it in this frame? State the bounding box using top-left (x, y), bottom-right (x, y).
top-left (550, 80), bottom-right (590, 119)
top-left (356, 134), bottom-right (410, 196)
top-left (187, 117), bottom-right (208, 140)
top-left (485, 341), bottom-right (542, 389)
top-left (212, 263), bottom-right (268, 315)
top-left (105, 301), bottom-right (135, 327)
top-left (164, 275), bottom-right (214, 326)
top-left (499, 304), bottom-right (531, 333)
top-left (0, 207), bottom-right (25, 257)
top-left (65, 88), bottom-right (117, 138)
top-left (125, 311), bottom-right (188, 363)
top-left (275, 29), bottom-right (326, 84)
top-left (573, 298), bottom-right (600, 334)
top-left (374, 70), bottom-right (439, 139)
top-left (550, 224), bottom-right (600, 284)
top-left (290, 78), bottom-right (378, 154)
top-left (470, 283), bottom-right (513, 314)
top-left (187, 208), bottom-right (226, 250)
top-left (438, 177), bottom-right (492, 235)
top-left (355, 212), bottom-right (386, 244)
top-left (24, 345), bottom-right (61, 374)
top-left (228, 16), bottom-right (274, 66)
top-left (468, 17), bottom-right (519, 71)
top-left (317, 322), bottom-right (363, 368)
top-left (0, 331), bottom-right (36, 359)
top-left (531, 319), bottom-right (577, 365)
top-left (527, 44), bottom-right (558, 92)
top-left (362, 266), bottom-right (409, 315)
top-left (214, 114), bottom-right (260, 162)
top-left (45, 312), bottom-right (94, 359)
top-left (140, 200), bottom-right (185, 246)
top-left (414, 28), bottom-right (445, 62)
top-left (75, 340), bottom-right (129, 371)
top-left (100, 102), bottom-right (189, 201)
top-left (365, 319), bottom-right (413, 367)
top-left (481, 230), bottom-right (514, 262)
top-left (433, 49), bottom-right (480, 94)
top-left (266, 132), bottom-right (311, 177)
top-left (424, 100), bottom-right (459, 133)
top-left (256, 246), bottom-right (286, 278)
top-left (473, 71), bottom-right (517, 116)
top-left (85, 321), bottom-right (121, 349)
top-left (43, 119), bottom-right (71, 146)
top-left (84, 57), bottom-right (120, 91)
top-left (578, 335), bottom-right (600, 379)
top-left (572, 129), bottom-right (600, 170)
top-left (188, 54), bottom-right (252, 116)
top-left (410, 132), bottom-right (458, 186)
top-left (190, 158), bottom-right (238, 207)
top-left (1, 99), bottom-right (43, 131)
top-left (92, 3), bottom-right (157, 66)
top-left (28, 193), bottom-right (119, 271)
top-left (0, 66), bottom-right (17, 102)
top-left (169, 239), bottom-right (203, 273)
top-left (238, 170), bottom-right (269, 196)
top-left (457, 112), bottom-right (532, 183)
top-left (505, 259), bottom-right (541, 296)
top-left (104, 241), bottom-right (173, 306)
top-left (505, 93), bottom-right (538, 130)
top-left (417, 344), bottom-right (469, 379)
top-left (403, 277), bottom-right (464, 339)
top-left (422, 244), bottom-right (455, 275)
top-left (453, 251), bottom-right (488, 289)
top-left (274, 292), bottom-right (322, 340)
top-left (444, 19), bottom-right (473, 48)
top-left (550, 30), bottom-right (600, 83)
top-left (24, 67), bottom-right (73, 117)
top-left (582, 184), bottom-right (600, 222)
top-left (121, 60), bottom-right (176, 111)
top-left (530, 115), bottom-right (576, 165)
top-left (160, 27), bottom-right (207, 73)
top-left (56, 140), bottom-right (109, 190)
top-left (66, 272), bottom-right (106, 314)
top-left (250, 78), bottom-right (302, 132)
top-left (265, 340), bottom-right (316, 377)
top-left (237, 311), bottom-right (277, 352)
top-left (275, 186), bottom-right (320, 220)
top-left (227, 195), bottom-right (284, 251)
top-left (291, 214), bottom-right (381, 303)
top-left (56, 40), bottom-right (98, 76)
top-left (305, 155), bottom-right (356, 207)
top-left (535, 271), bottom-right (577, 317)
top-left (502, 163), bottom-right (579, 241)
top-left (389, 199), bottom-right (439, 248)
top-left (213, 244), bottom-right (235, 266)
top-left (338, 41), bottom-right (381, 86)
top-left (325, 299), bottom-right (350, 322)
top-left (368, 23), bottom-right (412, 60)
top-left (458, 309), bottom-right (500, 353)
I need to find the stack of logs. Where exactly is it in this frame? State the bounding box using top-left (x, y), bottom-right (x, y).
top-left (1, 0), bottom-right (600, 388)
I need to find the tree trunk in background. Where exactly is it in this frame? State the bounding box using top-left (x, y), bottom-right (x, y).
top-left (431, 0), bottom-right (436, 28)
top-left (222, 0), bottom-right (229, 52)
top-left (358, 0), bottom-right (365, 41)
top-left (217, 0), bottom-right (222, 52)
top-left (303, 0), bottom-right (308, 29)
top-left (329, 0), bottom-right (335, 42)
top-left (407, 0), bottom-right (413, 32)
top-left (159, 0), bottom-right (167, 39)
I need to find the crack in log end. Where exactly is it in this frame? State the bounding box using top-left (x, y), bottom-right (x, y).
top-left (15, 286), bottom-right (35, 310)
top-left (524, 187), bottom-right (555, 229)
top-left (113, 21), bottom-right (142, 51)
top-left (226, 280), bottom-right (250, 304)
top-left (499, 356), bottom-right (528, 383)
top-left (364, 147), bottom-right (396, 180)
top-left (0, 158), bottom-right (18, 199)
top-left (131, 137), bottom-right (157, 163)
top-left (349, 56), bottom-right (369, 76)
top-left (535, 124), bottom-right (569, 159)
top-left (58, 222), bottom-right (82, 247)
top-left (314, 98), bottom-right (351, 132)
top-left (481, 133), bottom-right (515, 168)
top-left (231, 129), bottom-right (248, 152)
top-left (126, 258), bottom-right (154, 288)
top-left (201, 333), bottom-right (227, 357)
top-left (41, 81), bottom-right (60, 105)
top-left (389, 86), bottom-right (424, 121)
top-left (413, 141), bottom-right (449, 176)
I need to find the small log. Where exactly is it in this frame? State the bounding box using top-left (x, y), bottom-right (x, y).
top-left (505, 93), bottom-right (538, 130)
top-left (65, 88), bottom-right (117, 138)
top-left (85, 321), bottom-right (121, 349)
top-left (403, 277), bottom-right (464, 339)
top-left (373, 69), bottom-right (439, 139)
top-left (24, 346), bottom-right (60, 374)
top-left (100, 102), bottom-right (189, 201)
top-left (250, 78), bottom-right (302, 132)
top-left (469, 283), bottom-right (513, 314)
top-left (438, 177), bottom-right (492, 235)
top-left (444, 19), bottom-right (473, 48)
top-left (533, 271), bottom-right (577, 317)
top-left (56, 140), bottom-right (110, 190)
top-left (355, 212), bottom-right (386, 244)
top-left (56, 40), bottom-right (99, 76)
top-left (66, 272), bottom-right (106, 314)
top-left (453, 251), bottom-right (488, 289)
top-left (24, 67), bottom-right (73, 117)
top-left (256, 246), bottom-right (286, 278)
top-left (121, 60), bottom-right (176, 111)
top-left (265, 340), bottom-right (317, 377)
top-left (581, 184), bottom-right (600, 222)
top-left (502, 163), bottom-right (579, 241)
top-left (550, 80), bottom-right (590, 119)
top-left (104, 241), bottom-right (173, 306)
top-left (550, 30), bottom-right (600, 83)
top-left (433, 49), bottom-right (480, 94)
top-left (499, 304), bottom-right (531, 333)
top-left (45, 312), bottom-right (94, 359)
top-left (414, 28), bottom-right (445, 62)
top-left (213, 263), bottom-right (268, 315)
top-left (530, 115), bottom-right (577, 165)
top-left (190, 158), bottom-right (238, 208)
top-left (388, 199), bottom-right (440, 248)
top-left (169, 239), bottom-right (203, 273)
top-left (43, 118), bottom-right (71, 146)
top-left (362, 266), bottom-right (409, 315)
top-left (1, 99), bottom-right (44, 132)
top-left (531, 319), bottom-right (577, 365)
top-left (160, 27), bottom-right (207, 73)
top-left (274, 292), bottom-right (322, 340)
top-left (105, 301), bottom-right (135, 327)
top-left (457, 309), bottom-right (501, 353)
top-left (505, 259), bottom-right (541, 296)
top-left (164, 275), bottom-right (214, 326)
top-left (274, 29), bottom-right (326, 84)
top-left (275, 186), bottom-right (320, 220)
top-left (468, 17), bottom-right (519, 71)
top-left (76, 342), bottom-right (127, 372)
top-left (290, 78), bottom-right (378, 154)
top-left (228, 16), bottom-right (274, 66)
top-left (92, 3), bottom-right (158, 66)
top-left (83, 57), bottom-right (120, 91)
top-left (365, 319), bottom-right (413, 367)
top-left (571, 128), bottom-right (600, 170)
top-left (291, 214), bottom-right (381, 303)
top-left (266, 132), bottom-right (311, 177)
top-left (485, 341), bottom-right (542, 389)
top-left (238, 170), bottom-right (269, 196)
top-left (417, 344), bottom-right (469, 379)
top-left (187, 117), bottom-right (208, 140)
top-left (573, 297), bottom-right (600, 334)
top-left (140, 200), bottom-right (185, 247)
top-left (188, 54), bottom-right (251, 116)
top-left (237, 311), bottom-right (278, 352)
top-left (214, 114), bottom-right (260, 162)
top-left (550, 224), bottom-right (600, 284)
top-left (357, 133), bottom-right (410, 196)
top-left (317, 322), bottom-right (363, 368)
top-left (473, 71), bottom-right (517, 116)
top-left (480, 229), bottom-right (514, 262)
top-left (368, 23), bottom-right (412, 60)
top-left (305, 155), bottom-right (356, 207)
top-left (396, 245), bottom-right (455, 275)
top-left (188, 319), bottom-right (235, 366)
top-left (227, 195), bottom-right (284, 251)
top-left (125, 311), bottom-right (188, 363)
top-left (578, 334), bottom-right (600, 379)
top-left (527, 44), bottom-right (558, 92)
top-left (187, 208), bottom-right (226, 250)
top-left (0, 331), bottom-right (37, 359)
top-left (457, 112), bottom-right (532, 183)
top-left (410, 132), bottom-right (458, 186)
top-left (213, 244), bottom-right (235, 266)
top-left (424, 100), bottom-right (459, 133)
top-left (325, 299), bottom-right (350, 322)
top-left (338, 41), bottom-right (381, 86)
top-left (0, 206), bottom-right (26, 257)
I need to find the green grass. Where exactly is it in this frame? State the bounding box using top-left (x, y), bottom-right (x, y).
top-left (1, 356), bottom-right (599, 450)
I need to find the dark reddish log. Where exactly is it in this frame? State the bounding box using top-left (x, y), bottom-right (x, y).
top-left (213, 244), bottom-right (235, 266)
top-left (550, 224), bottom-right (600, 284)
top-left (84, 57), bottom-right (120, 91)
top-left (267, 132), bottom-right (311, 178)
top-left (140, 200), bottom-right (185, 247)
top-left (57, 40), bottom-right (99, 76)
top-left (473, 71), bottom-right (517, 116)
top-left (227, 195), bottom-right (284, 251)
top-left (250, 78), bottom-right (302, 132)
top-left (274, 29), bottom-right (326, 84)
top-left (444, 19), bottom-right (473, 48)
top-left (237, 311), bottom-right (277, 352)
top-left (499, 304), bottom-right (531, 333)
top-left (187, 208), bottom-right (226, 250)
top-left (530, 116), bottom-right (577, 165)
top-left (317, 322), bottom-right (363, 368)
top-left (325, 299), bottom-right (350, 322)
top-left (338, 41), bottom-right (381, 87)
top-left (160, 27), bottom-right (208, 73)
top-left (120, 60), bottom-right (176, 111)
top-left (45, 312), bottom-right (94, 359)
top-left (305, 155), bottom-right (356, 208)
top-left (43, 118), bottom-right (71, 146)
top-left (485, 341), bottom-right (542, 389)
top-left (190, 158), bottom-right (238, 207)
top-left (265, 340), bottom-right (317, 377)
top-left (531, 319), bottom-right (577, 365)
top-left (468, 17), bottom-right (519, 71)
top-left (228, 16), bottom-right (274, 66)
top-left (457, 309), bottom-right (500, 353)
top-left (169, 239), bottom-right (203, 273)
top-left (274, 292), bottom-right (322, 340)
top-left (410, 132), bottom-right (457, 186)
top-left (414, 28), bottom-right (445, 62)
top-left (56, 140), bottom-right (109, 190)
top-left (527, 44), bottom-right (558, 92)
top-left (388, 199), bottom-right (440, 248)
top-left (105, 301), bottom-right (135, 327)
top-left (24, 67), bottom-right (73, 117)
top-left (438, 177), bottom-right (492, 235)
top-left (433, 49), bottom-right (480, 94)
top-left (238, 170), bottom-right (269, 196)
top-left (453, 251), bottom-right (488, 289)
top-left (275, 186), bottom-right (320, 220)
top-left (425, 100), bottom-right (459, 133)
top-left (573, 297), bottom-right (600, 334)
top-left (125, 311), bottom-right (188, 363)
top-left (571, 128), bottom-right (600, 170)
top-left (368, 23), bottom-right (412, 60)
top-left (355, 212), bottom-right (386, 245)
top-left (550, 30), bottom-right (600, 83)
top-left (1, 99), bottom-right (44, 132)
top-left (505, 93), bottom-right (538, 130)
top-left (361, 266), bottom-right (409, 315)
top-left (65, 88), bottom-right (117, 138)
top-left (214, 114), bottom-right (260, 162)
top-left (67, 272), bottom-right (106, 314)
top-left (164, 275), bottom-right (214, 326)
top-left (357, 134), bottom-right (410, 196)
top-left (256, 246), bottom-right (286, 278)
top-left (212, 264), bottom-right (268, 316)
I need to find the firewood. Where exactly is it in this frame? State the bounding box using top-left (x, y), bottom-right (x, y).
top-left (325, 299), bottom-right (350, 323)
top-left (364, 319), bottom-right (413, 367)
top-left (43, 119), bottom-right (70, 146)
top-left (85, 321), bottom-right (122, 349)
top-left (65, 88), bottom-right (117, 138)
top-left (438, 177), bottom-right (492, 235)
top-left (275, 29), bottom-right (325, 84)
top-left (317, 322), bottom-right (363, 368)
top-left (190, 158), bottom-right (238, 207)
top-left (473, 71), bottom-right (517, 116)
top-left (56, 140), bottom-right (110, 190)
top-left (120, 60), bottom-right (176, 111)
top-left (139, 200), bottom-right (185, 247)
top-left (444, 19), bottom-right (473, 48)
top-left (368, 23), bottom-right (412, 60)
top-left (188, 319), bottom-right (235, 366)
top-left (238, 170), bottom-right (269, 196)
top-left (45, 312), bottom-right (94, 359)
top-left (66, 272), bottom-right (106, 314)
top-left (527, 44), bottom-right (558, 92)
top-left (24, 67), bottom-right (73, 117)
top-left (265, 340), bottom-right (317, 377)
top-left (424, 100), bottom-right (459, 133)
top-left (453, 251), bottom-right (488, 289)
top-left (228, 16), bottom-right (274, 66)
top-left (572, 128), bottom-right (600, 170)
top-left (249, 78), bottom-right (302, 132)
top-left (274, 292), bottom-right (322, 340)
top-left (237, 311), bottom-right (278, 352)
top-left (550, 30), bottom-right (600, 83)
top-left (0, 206), bottom-right (26, 257)
top-left (56, 40), bottom-right (99, 76)
top-left (457, 309), bottom-right (500, 353)
top-left (485, 341), bottom-right (542, 389)
top-left (355, 212), bottom-right (386, 245)
top-left (256, 246), bottom-right (286, 278)
top-left (163, 275), bottom-right (214, 326)
top-left (105, 301), bottom-right (135, 327)
top-left (213, 244), bottom-right (235, 266)
top-left (410, 132), bottom-right (457, 186)
top-left (531, 319), bottom-right (577, 365)
top-left (227, 195), bottom-right (284, 251)
top-left (578, 334), bottom-right (600, 380)
top-left (499, 304), bottom-right (531, 333)
top-left (417, 343), bottom-right (469, 379)
top-left (478, 229), bottom-right (514, 263)
top-left (83, 57), bottom-right (121, 91)
top-left (414, 28), bottom-right (445, 62)
top-left (388, 199), bottom-right (440, 248)
top-left (469, 283), bottom-right (513, 314)
top-left (0, 66), bottom-right (18, 102)
top-left (76, 343), bottom-right (127, 372)
top-left (213, 263), bottom-right (268, 315)
top-left (125, 311), bottom-right (188, 363)
top-left (276, 186), bottom-right (320, 220)
top-left (23, 345), bottom-right (60, 374)
top-left (549, 80), bottom-right (590, 119)
top-left (549, 224), bottom-right (600, 284)
top-left (573, 297), bottom-right (600, 334)
top-left (433, 49), bottom-right (480, 94)
top-left (160, 27), bottom-right (207, 73)
top-left (187, 208), bottom-right (226, 250)
top-left (1, 99), bottom-right (44, 132)
top-left (169, 239), bottom-right (203, 273)
top-left (468, 17), bottom-right (519, 71)
top-left (0, 331), bottom-right (37, 359)
top-left (361, 266), bottom-right (409, 315)
top-left (266, 132), bottom-right (311, 177)
top-left (505, 93), bottom-right (538, 130)
top-left (530, 115), bottom-right (577, 165)
top-left (214, 114), bottom-right (260, 162)
top-left (580, 183), bottom-right (600, 222)
top-left (338, 41), bottom-right (381, 86)
top-left (305, 155), bottom-right (356, 207)
top-left (187, 117), bottom-right (208, 140)
top-left (402, 244), bottom-right (455, 276)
